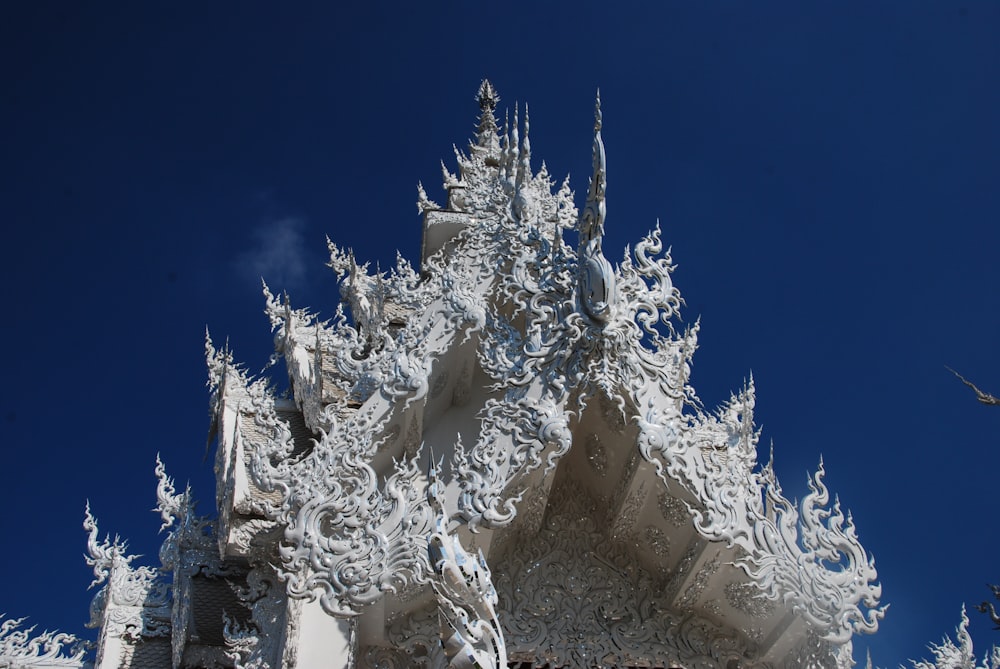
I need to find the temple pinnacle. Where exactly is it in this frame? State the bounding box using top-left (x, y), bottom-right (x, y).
top-left (477, 79), bottom-right (500, 112)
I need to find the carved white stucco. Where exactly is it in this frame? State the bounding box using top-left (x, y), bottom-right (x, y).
top-left (14, 79), bottom-right (992, 669)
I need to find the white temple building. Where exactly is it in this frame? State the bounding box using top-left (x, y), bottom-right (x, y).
top-left (6, 81), bottom-right (992, 669)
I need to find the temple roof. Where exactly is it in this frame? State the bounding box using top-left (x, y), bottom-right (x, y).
top-left (206, 82), bottom-right (883, 667)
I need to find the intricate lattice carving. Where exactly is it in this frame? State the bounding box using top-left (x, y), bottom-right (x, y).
top-left (493, 478), bottom-right (759, 668)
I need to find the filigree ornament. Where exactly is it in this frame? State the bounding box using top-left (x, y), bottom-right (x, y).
top-left (577, 94), bottom-right (618, 325)
top-left (223, 566), bottom-right (287, 669)
top-left (456, 394), bottom-right (571, 530)
top-left (0, 617), bottom-right (90, 668)
top-left (236, 83), bottom-right (882, 656)
top-left (245, 389), bottom-right (435, 615)
top-left (644, 525), bottom-right (671, 560)
top-left (611, 481), bottom-right (645, 541)
top-left (724, 581), bottom-right (776, 620)
top-left (455, 100), bottom-right (696, 529)
top-left (154, 458), bottom-right (238, 581)
top-left (493, 478), bottom-right (758, 668)
top-left (426, 460), bottom-right (507, 669)
top-left (678, 555), bottom-right (721, 612)
top-left (384, 607), bottom-right (446, 668)
top-left (910, 607), bottom-right (1000, 669)
top-left (659, 490), bottom-right (693, 528)
top-left (151, 458), bottom-right (245, 669)
top-left (83, 504), bottom-right (171, 641)
top-left (635, 381), bottom-right (884, 643)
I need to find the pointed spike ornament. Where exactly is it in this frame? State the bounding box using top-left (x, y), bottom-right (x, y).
top-left (416, 181), bottom-right (440, 214)
top-left (508, 104), bottom-right (520, 180)
top-left (476, 79), bottom-right (499, 113)
top-left (518, 103), bottom-right (531, 185)
top-left (577, 91), bottom-right (618, 324)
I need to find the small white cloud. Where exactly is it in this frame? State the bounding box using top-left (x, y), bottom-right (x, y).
top-left (235, 217), bottom-right (310, 291)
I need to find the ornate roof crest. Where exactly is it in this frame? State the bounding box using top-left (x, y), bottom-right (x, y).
top-left (577, 91), bottom-right (618, 325)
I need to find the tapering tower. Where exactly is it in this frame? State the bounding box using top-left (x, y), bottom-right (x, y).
top-left (17, 81), bottom-right (883, 669)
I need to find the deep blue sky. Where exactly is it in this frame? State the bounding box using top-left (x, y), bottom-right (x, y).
top-left (2, 3), bottom-right (998, 665)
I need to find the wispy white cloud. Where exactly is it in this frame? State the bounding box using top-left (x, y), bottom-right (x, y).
top-left (234, 217), bottom-right (310, 291)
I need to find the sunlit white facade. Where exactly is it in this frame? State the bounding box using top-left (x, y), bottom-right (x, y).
top-left (3, 82), bottom-right (920, 669)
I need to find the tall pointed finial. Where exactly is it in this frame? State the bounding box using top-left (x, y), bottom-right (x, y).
top-left (476, 79), bottom-right (500, 112)
top-left (595, 89), bottom-right (603, 132)
top-left (511, 104), bottom-right (520, 157)
top-left (475, 80), bottom-right (501, 153)
top-left (577, 89), bottom-right (617, 324)
top-left (518, 103), bottom-right (531, 183)
top-left (584, 90), bottom-right (607, 240)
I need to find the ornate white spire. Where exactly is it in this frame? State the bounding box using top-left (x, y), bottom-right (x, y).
top-left (474, 79), bottom-right (501, 161)
top-left (577, 91), bottom-right (618, 324)
top-left (516, 103), bottom-right (530, 187)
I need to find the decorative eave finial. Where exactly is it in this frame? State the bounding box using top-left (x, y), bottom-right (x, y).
top-left (577, 90), bottom-right (618, 324)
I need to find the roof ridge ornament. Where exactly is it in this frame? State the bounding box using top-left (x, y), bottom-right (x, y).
top-left (577, 91), bottom-right (618, 324)
top-left (475, 80), bottom-right (501, 154)
top-left (476, 79), bottom-right (499, 112)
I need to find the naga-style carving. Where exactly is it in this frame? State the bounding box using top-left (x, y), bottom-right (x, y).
top-left (426, 459), bottom-right (507, 669)
top-left (18, 80), bottom-right (970, 669)
top-left (637, 384), bottom-right (884, 643)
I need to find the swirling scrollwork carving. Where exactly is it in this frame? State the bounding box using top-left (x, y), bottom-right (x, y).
top-left (636, 383), bottom-right (884, 643)
top-left (223, 565), bottom-right (287, 669)
top-left (909, 607), bottom-right (1000, 669)
top-left (246, 394), bottom-right (435, 616)
top-left (239, 84), bottom-right (883, 656)
top-left (426, 460), bottom-right (507, 669)
top-left (0, 616), bottom-right (90, 668)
